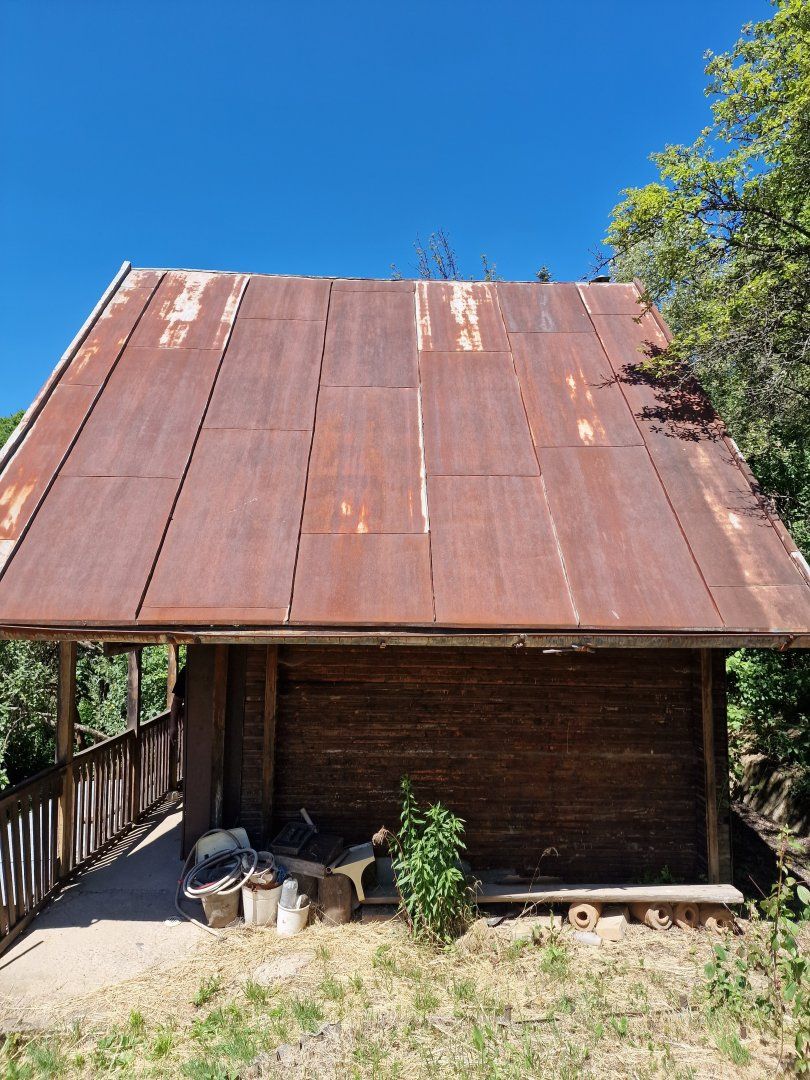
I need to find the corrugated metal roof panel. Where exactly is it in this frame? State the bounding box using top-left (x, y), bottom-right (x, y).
top-left (498, 282), bottom-right (592, 333)
top-left (537, 445), bottom-right (723, 630)
top-left (420, 352), bottom-right (539, 476)
top-left (205, 317), bottom-right (325, 432)
top-left (141, 428), bottom-right (310, 622)
top-left (0, 268), bottom-right (808, 637)
top-left (429, 475), bottom-right (577, 627)
top-left (322, 289), bottom-right (418, 387)
top-left (511, 332), bottom-right (642, 448)
top-left (302, 386), bottom-right (425, 535)
top-left (63, 346), bottom-right (221, 478)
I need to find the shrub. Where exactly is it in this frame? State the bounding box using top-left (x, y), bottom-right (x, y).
top-left (705, 831), bottom-right (810, 1072)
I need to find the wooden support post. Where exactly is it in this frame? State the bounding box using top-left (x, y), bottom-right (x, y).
top-left (56, 641), bottom-right (77, 877)
top-left (128, 649), bottom-right (142, 819)
top-left (261, 646), bottom-right (279, 843)
top-left (209, 645), bottom-right (229, 829)
top-left (701, 649), bottom-right (720, 883)
top-left (166, 643), bottom-right (178, 710)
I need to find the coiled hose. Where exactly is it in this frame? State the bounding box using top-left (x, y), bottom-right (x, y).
top-left (175, 829), bottom-right (258, 937)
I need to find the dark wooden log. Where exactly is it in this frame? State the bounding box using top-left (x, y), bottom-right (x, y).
top-left (210, 645), bottom-right (229, 828)
top-left (319, 873), bottom-right (354, 925)
top-left (701, 649), bottom-right (720, 883)
top-left (261, 646), bottom-right (278, 843)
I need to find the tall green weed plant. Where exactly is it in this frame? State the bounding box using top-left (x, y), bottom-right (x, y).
top-left (380, 776), bottom-right (472, 944)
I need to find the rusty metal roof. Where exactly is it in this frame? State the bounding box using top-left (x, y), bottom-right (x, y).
top-left (1, 265), bottom-right (809, 640)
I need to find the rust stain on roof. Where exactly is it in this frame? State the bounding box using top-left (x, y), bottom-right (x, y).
top-left (0, 268), bottom-right (808, 635)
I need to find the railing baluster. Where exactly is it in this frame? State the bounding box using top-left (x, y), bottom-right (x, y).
top-left (31, 785), bottom-right (42, 909)
top-left (1, 710), bottom-right (179, 955)
top-left (0, 805), bottom-right (13, 936)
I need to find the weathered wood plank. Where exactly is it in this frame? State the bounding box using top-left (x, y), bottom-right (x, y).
top-left (210, 645), bottom-right (229, 828)
top-left (56, 641), bottom-right (77, 876)
top-left (474, 883), bottom-right (743, 905)
top-left (127, 650), bottom-right (142, 818)
top-left (702, 649), bottom-right (720, 883)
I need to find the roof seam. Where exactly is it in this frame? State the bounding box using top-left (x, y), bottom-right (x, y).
top-left (132, 275), bottom-right (252, 621)
top-left (583, 283), bottom-right (726, 628)
top-left (285, 281), bottom-right (335, 625)
top-left (413, 290), bottom-right (437, 624)
top-left (493, 283), bottom-right (581, 627)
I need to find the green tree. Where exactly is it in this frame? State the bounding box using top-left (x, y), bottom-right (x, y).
top-left (604, 0), bottom-right (810, 797)
top-left (0, 410), bottom-right (23, 447)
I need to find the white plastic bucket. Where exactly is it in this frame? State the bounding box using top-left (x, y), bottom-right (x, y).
top-left (242, 882), bottom-right (282, 927)
top-left (276, 901), bottom-right (310, 937)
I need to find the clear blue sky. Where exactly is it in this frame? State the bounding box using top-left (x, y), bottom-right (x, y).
top-left (0, 0), bottom-right (770, 415)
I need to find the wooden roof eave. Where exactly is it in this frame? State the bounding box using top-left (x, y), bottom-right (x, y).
top-left (0, 623), bottom-right (806, 650)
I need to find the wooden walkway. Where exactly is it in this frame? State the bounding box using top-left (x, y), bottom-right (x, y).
top-left (0, 800), bottom-right (198, 1021)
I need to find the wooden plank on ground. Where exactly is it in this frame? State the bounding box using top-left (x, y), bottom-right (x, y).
top-left (473, 883), bottom-right (743, 904)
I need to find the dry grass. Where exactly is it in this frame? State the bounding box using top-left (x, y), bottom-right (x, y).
top-left (0, 914), bottom-right (800, 1078)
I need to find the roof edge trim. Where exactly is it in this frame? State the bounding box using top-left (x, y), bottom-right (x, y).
top-left (0, 625), bottom-right (806, 650)
top-left (0, 260), bottom-right (132, 478)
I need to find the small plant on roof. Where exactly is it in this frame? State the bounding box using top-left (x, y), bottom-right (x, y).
top-left (377, 775), bottom-right (472, 944)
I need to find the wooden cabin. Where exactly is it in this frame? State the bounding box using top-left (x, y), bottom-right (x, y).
top-left (2, 263), bottom-right (809, 896)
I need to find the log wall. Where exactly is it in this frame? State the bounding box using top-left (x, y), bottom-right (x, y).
top-left (201, 644), bottom-right (731, 882)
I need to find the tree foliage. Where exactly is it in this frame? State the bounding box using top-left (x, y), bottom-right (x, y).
top-left (393, 227), bottom-right (552, 283)
top-left (605, 0), bottom-right (810, 798)
top-left (0, 411), bottom-right (23, 448)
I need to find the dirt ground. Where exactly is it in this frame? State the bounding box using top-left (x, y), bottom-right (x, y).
top-left (0, 909), bottom-right (803, 1079)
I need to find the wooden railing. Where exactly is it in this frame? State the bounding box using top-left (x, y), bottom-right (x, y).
top-left (0, 711), bottom-right (182, 955)
top-left (72, 729), bottom-right (134, 868)
top-left (0, 764), bottom-right (62, 944)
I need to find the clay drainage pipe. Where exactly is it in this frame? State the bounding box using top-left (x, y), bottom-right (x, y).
top-left (673, 901), bottom-right (700, 930)
top-left (568, 902), bottom-right (602, 931)
top-left (631, 903), bottom-right (673, 930)
top-left (700, 904), bottom-right (735, 934)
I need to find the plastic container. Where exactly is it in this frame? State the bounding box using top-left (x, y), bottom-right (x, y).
top-left (201, 889), bottom-right (240, 928)
top-left (280, 878), bottom-right (298, 909)
top-left (242, 881), bottom-right (282, 927)
top-left (277, 899), bottom-right (310, 937)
